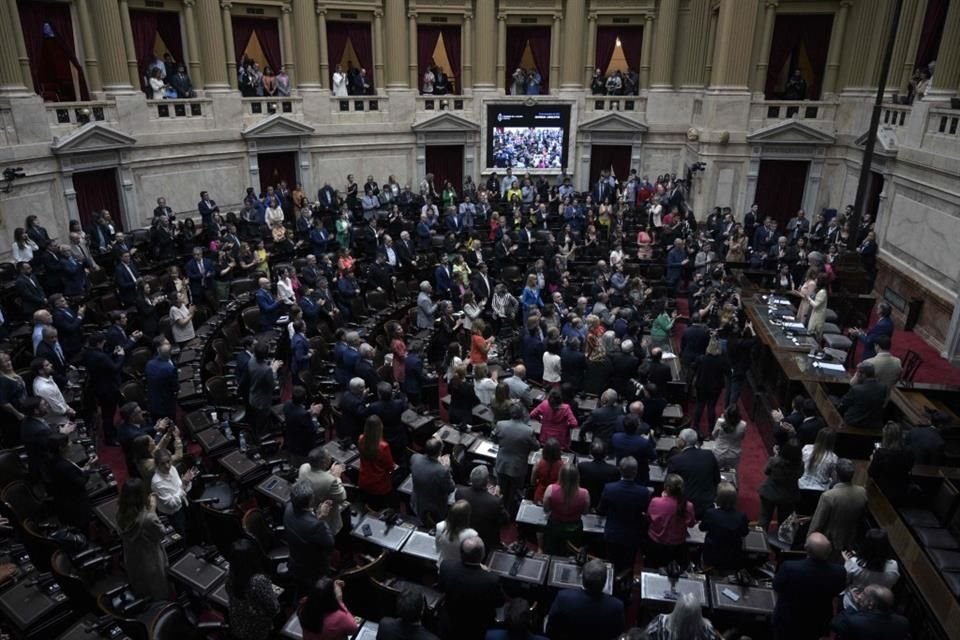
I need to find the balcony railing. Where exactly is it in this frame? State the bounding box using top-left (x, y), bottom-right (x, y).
top-left (46, 101), bottom-right (117, 135)
top-left (584, 96), bottom-right (646, 115)
top-left (331, 96), bottom-right (386, 114)
top-left (146, 98), bottom-right (209, 120)
top-left (416, 96), bottom-right (471, 112)
top-left (752, 100), bottom-right (837, 124)
top-left (241, 97), bottom-right (302, 117)
top-left (880, 104), bottom-right (911, 128)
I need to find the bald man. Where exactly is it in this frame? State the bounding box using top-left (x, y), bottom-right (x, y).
top-left (437, 537), bottom-right (503, 640)
top-left (831, 585), bottom-right (911, 640)
top-left (773, 533), bottom-right (846, 640)
top-left (255, 276), bottom-right (281, 330)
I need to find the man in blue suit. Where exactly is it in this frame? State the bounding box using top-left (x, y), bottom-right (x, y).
top-left (15, 263), bottom-right (47, 314)
top-left (106, 311), bottom-right (142, 354)
top-left (255, 277), bottom-right (281, 330)
top-left (773, 532), bottom-right (846, 640)
top-left (113, 251), bottom-right (140, 306)
top-left (234, 337), bottom-right (255, 405)
top-left (446, 209), bottom-right (461, 234)
top-left (51, 294), bottom-right (86, 360)
top-left (434, 254), bottom-right (453, 299)
top-left (145, 338), bottom-right (178, 421)
top-left (402, 341), bottom-right (429, 405)
top-left (852, 302), bottom-right (895, 361)
top-left (597, 457), bottom-right (652, 576)
top-left (185, 247), bottom-right (216, 307)
top-left (290, 320), bottom-right (312, 377)
top-left (665, 238), bottom-right (688, 290)
top-left (59, 246), bottom-right (87, 298)
top-left (197, 190), bottom-right (219, 227)
top-left (546, 559), bottom-right (625, 640)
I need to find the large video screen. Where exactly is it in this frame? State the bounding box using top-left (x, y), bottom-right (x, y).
top-left (487, 104), bottom-right (571, 170)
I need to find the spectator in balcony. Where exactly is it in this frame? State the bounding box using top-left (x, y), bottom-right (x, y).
top-left (511, 67), bottom-right (526, 95)
top-left (526, 68), bottom-right (542, 95)
top-left (605, 70), bottom-right (623, 95)
top-left (422, 66), bottom-right (435, 95)
top-left (276, 66), bottom-right (291, 96)
top-left (12, 228), bottom-right (38, 265)
top-left (591, 68), bottom-right (606, 95)
top-left (784, 69), bottom-right (807, 100)
top-left (147, 54), bottom-right (167, 82)
top-left (625, 68), bottom-right (639, 95)
top-left (147, 68), bottom-right (167, 100)
top-left (262, 66), bottom-right (278, 96)
top-left (332, 63), bottom-right (348, 97)
top-left (434, 67), bottom-right (450, 95)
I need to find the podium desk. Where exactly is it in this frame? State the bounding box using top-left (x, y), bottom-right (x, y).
top-left (351, 514), bottom-right (415, 551)
top-left (486, 551), bottom-right (550, 585)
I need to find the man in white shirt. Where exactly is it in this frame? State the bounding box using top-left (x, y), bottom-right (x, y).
top-left (151, 447), bottom-right (197, 535)
top-left (31, 357), bottom-right (75, 426)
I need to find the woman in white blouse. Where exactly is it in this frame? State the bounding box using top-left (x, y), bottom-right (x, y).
top-left (473, 363), bottom-right (498, 406)
top-left (841, 528), bottom-right (901, 610)
top-left (169, 291), bottom-right (196, 345)
top-left (461, 291), bottom-right (482, 332)
top-left (609, 243), bottom-right (624, 269)
top-left (276, 267), bottom-right (296, 305)
top-left (711, 405), bottom-right (747, 470)
top-left (798, 428), bottom-right (838, 513)
top-left (12, 228), bottom-right (38, 264)
top-left (332, 64), bottom-right (348, 97)
top-left (434, 500), bottom-right (477, 566)
top-left (542, 341), bottom-right (562, 387)
top-left (264, 196), bottom-right (285, 229)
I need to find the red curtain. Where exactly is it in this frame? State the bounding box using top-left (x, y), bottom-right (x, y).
top-left (506, 26), bottom-right (551, 92)
top-left (915, 0), bottom-right (949, 69)
top-left (589, 146), bottom-right (632, 186)
top-left (73, 169), bottom-right (123, 232)
top-left (417, 25), bottom-right (462, 92)
top-left (17, 1), bottom-right (88, 101)
top-left (595, 26), bottom-right (643, 74)
top-left (130, 10), bottom-right (184, 82)
top-left (764, 14), bottom-right (833, 99)
top-left (425, 146), bottom-right (463, 199)
top-left (754, 161), bottom-right (808, 229)
top-left (233, 17), bottom-right (283, 72)
top-left (326, 21), bottom-right (374, 83)
top-left (257, 153), bottom-right (298, 194)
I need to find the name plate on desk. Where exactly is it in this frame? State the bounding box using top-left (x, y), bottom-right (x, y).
top-left (255, 475), bottom-right (291, 505)
top-left (516, 500), bottom-right (548, 526)
top-left (582, 514), bottom-right (606, 534)
top-left (487, 551), bottom-right (550, 585)
top-left (548, 559), bottom-right (614, 594)
top-left (529, 450), bottom-right (576, 466)
top-left (710, 580), bottom-right (776, 614)
top-left (400, 530), bottom-right (439, 562)
top-left (168, 552), bottom-right (226, 594)
top-left (351, 514), bottom-right (415, 551)
top-left (470, 439), bottom-right (499, 460)
top-left (649, 465), bottom-right (666, 483)
top-left (639, 572), bottom-right (709, 607)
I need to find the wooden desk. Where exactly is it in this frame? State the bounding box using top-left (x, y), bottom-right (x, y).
top-left (866, 479), bottom-right (960, 640)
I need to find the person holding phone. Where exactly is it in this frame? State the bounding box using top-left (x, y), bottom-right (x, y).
top-left (151, 447), bottom-right (196, 536)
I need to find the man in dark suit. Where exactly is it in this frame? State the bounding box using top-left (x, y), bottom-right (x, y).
top-left (197, 190), bottom-right (219, 228)
top-left (377, 591), bottom-right (439, 640)
top-left (105, 311), bottom-right (141, 354)
top-left (610, 340), bottom-right (640, 399)
top-left (611, 412), bottom-right (657, 482)
top-left (401, 341), bottom-right (430, 406)
top-left (317, 182), bottom-right (337, 214)
top-left (51, 295), bottom-right (86, 361)
top-left (144, 338), bottom-right (178, 421)
top-left (773, 532), bottom-right (846, 640)
top-left (337, 378), bottom-right (369, 440)
top-left (116, 402), bottom-right (169, 476)
top-left (666, 428), bottom-right (721, 518)
top-left (395, 231), bottom-right (417, 273)
top-left (433, 254), bottom-right (453, 299)
top-left (641, 347), bottom-right (673, 389)
top-left (248, 341), bottom-right (281, 438)
top-left (255, 277), bottom-right (281, 330)
top-left (852, 302), bottom-right (895, 361)
top-left (492, 404), bottom-right (540, 515)
top-left (113, 252), bottom-right (140, 307)
top-left (290, 321), bottom-right (311, 377)
top-left (679, 312), bottom-right (710, 381)
top-left (470, 262), bottom-right (493, 305)
top-left (353, 344), bottom-right (379, 391)
top-left (15, 262), bottom-right (46, 314)
top-left (598, 457), bottom-right (652, 576)
top-left (185, 247), bottom-right (216, 307)
top-left (81, 332), bottom-right (124, 444)
top-left (831, 585), bottom-right (911, 640)
top-left (36, 326), bottom-right (69, 388)
top-left (410, 438), bottom-right (455, 525)
top-left (437, 537), bottom-right (503, 640)
top-left (546, 559), bottom-right (625, 640)
top-left (578, 440), bottom-right (620, 509)
top-left (455, 466), bottom-right (509, 553)
top-left (283, 386), bottom-right (324, 462)
top-left (836, 362), bottom-right (887, 429)
top-left (366, 381), bottom-right (408, 462)
top-left (284, 480), bottom-right (334, 592)
top-left (234, 337), bottom-right (255, 406)
top-left (39, 242), bottom-right (64, 293)
top-left (580, 389), bottom-right (622, 444)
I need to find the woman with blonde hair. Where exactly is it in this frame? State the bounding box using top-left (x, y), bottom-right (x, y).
top-left (542, 463), bottom-right (590, 554)
top-left (434, 500), bottom-right (478, 565)
top-left (645, 592), bottom-right (722, 639)
top-left (798, 427), bottom-right (838, 514)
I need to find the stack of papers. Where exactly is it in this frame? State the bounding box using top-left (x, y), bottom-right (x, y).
top-left (812, 362), bottom-right (846, 372)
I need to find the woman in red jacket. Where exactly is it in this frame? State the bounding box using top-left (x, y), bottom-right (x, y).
top-left (530, 388), bottom-right (578, 449)
top-left (358, 416), bottom-right (396, 510)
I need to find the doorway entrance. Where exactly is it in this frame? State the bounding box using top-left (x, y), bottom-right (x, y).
top-left (257, 152), bottom-right (298, 195)
top-left (589, 145), bottom-right (632, 187)
top-left (754, 160), bottom-right (809, 228)
top-left (72, 169), bottom-right (123, 232)
top-left (425, 145), bottom-right (464, 199)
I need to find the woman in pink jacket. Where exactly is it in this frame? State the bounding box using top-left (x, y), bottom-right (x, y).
top-left (530, 388), bottom-right (579, 449)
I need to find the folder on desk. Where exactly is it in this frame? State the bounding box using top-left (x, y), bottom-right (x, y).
top-left (813, 362), bottom-right (846, 372)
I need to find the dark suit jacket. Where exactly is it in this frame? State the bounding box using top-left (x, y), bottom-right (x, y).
top-left (21, 416), bottom-right (52, 474)
top-left (410, 453), bottom-right (454, 522)
top-left (367, 395), bottom-right (408, 449)
top-left (859, 316), bottom-right (894, 360)
top-left (470, 273), bottom-right (493, 302)
top-left (581, 405), bottom-right (623, 443)
top-left (680, 324), bottom-right (710, 364)
top-left (235, 350), bottom-right (252, 401)
top-left (255, 289), bottom-right (280, 329)
top-left (454, 485), bottom-right (509, 552)
top-left (35, 341), bottom-right (68, 387)
top-left (434, 265), bottom-right (453, 295)
top-left (337, 390), bottom-right (367, 440)
top-left (831, 609), bottom-right (912, 640)
top-left (15, 274), bottom-right (46, 313)
top-left (248, 360), bottom-right (276, 411)
top-left (644, 361), bottom-right (673, 389)
top-left (144, 356), bottom-right (178, 420)
top-left (838, 380), bottom-right (887, 428)
top-left (106, 324), bottom-right (137, 353)
top-left (546, 588), bottom-right (625, 640)
top-left (598, 479), bottom-right (652, 546)
top-left (283, 401), bottom-right (317, 457)
top-left (609, 352), bottom-right (640, 396)
top-left (666, 447), bottom-right (720, 516)
top-left (82, 348), bottom-right (123, 396)
top-left (578, 459), bottom-right (620, 509)
top-left (437, 561), bottom-right (502, 640)
top-left (773, 557), bottom-right (846, 639)
top-left (283, 503), bottom-right (333, 585)
top-left (375, 618), bottom-right (440, 640)
top-left (53, 307), bottom-right (84, 357)
top-left (560, 349), bottom-right (586, 388)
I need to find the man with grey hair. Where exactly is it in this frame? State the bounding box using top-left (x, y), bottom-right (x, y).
top-left (831, 584), bottom-right (910, 639)
top-left (336, 377), bottom-right (368, 439)
top-left (610, 339), bottom-right (640, 399)
top-left (502, 364), bottom-right (534, 406)
top-left (836, 361), bottom-right (887, 429)
top-left (547, 558), bottom-right (625, 640)
top-left (455, 465), bottom-right (509, 552)
top-left (810, 458), bottom-right (867, 555)
top-left (297, 446), bottom-right (347, 535)
top-left (492, 403), bottom-right (540, 515)
top-left (581, 389), bottom-right (622, 443)
top-left (283, 478), bottom-right (334, 591)
top-left (354, 343), bottom-right (378, 389)
top-left (416, 281), bottom-right (437, 329)
top-left (666, 428), bottom-right (720, 518)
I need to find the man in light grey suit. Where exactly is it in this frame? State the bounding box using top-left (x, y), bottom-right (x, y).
top-left (297, 446), bottom-right (348, 535)
top-left (416, 281), bottom-right (437, 329)
top-left (809, 459), bottom-right (868, 557)
top-left (492, 403), bottom-right (541, 515)
top-left (502, 364), bottom-right (534, 407)
top-left (410, 438), bottom-right (455, 525)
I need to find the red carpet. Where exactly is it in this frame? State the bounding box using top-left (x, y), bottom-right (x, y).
top-left (855, 309), bottom-right (960, 385)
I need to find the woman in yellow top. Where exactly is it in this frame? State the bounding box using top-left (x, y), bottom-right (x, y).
top-left (506, 180), bottom-right (522, 204)
top-left (253, 240), bottom-right (270, 279)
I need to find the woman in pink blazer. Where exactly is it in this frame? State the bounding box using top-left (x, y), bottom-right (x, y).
top-left (530, 388), bottom-right (579, 449)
